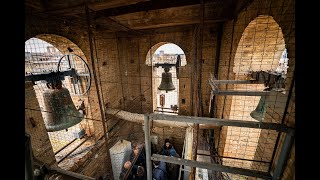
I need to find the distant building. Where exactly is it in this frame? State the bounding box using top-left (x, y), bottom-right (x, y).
top-left (153, 53), bottom-right (186, 66)
top-left (25, 46), bottom-right (63, 74)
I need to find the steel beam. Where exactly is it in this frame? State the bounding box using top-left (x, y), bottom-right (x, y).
top-left (49, 167), bottom-right (95, 180)
top-left (25, 133), bottom-right (34, 180)
top-left (211, 90), bottom-right (270, 96)
top-left (151, 154), bottom-right (272, 179)
top-left (144, 115), bottom-right (152, 180)
top-left (272, 129), bottom-right (295, 180)
top-left (149, 113), bottom-right (292, 132)
top-left (211, 80), bottom-right (262, 84)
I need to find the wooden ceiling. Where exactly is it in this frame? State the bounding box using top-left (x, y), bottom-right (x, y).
top-left (25, 0), bottom-right (253, 32)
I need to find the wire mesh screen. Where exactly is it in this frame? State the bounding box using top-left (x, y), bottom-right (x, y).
top-left (25, 35), bottom-right (152, 173)
top-left (25, 37), bottom-right (98, 170)
top-left (195, 128), bottom-right (275, 180)
top-left (213, 0), bottom-right (294, 179)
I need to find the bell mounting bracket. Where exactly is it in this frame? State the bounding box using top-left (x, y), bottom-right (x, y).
top-left (25, 54), bottom-right (92, 95)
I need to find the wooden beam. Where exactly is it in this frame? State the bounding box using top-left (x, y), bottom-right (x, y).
top-left (35, 0), bottom-right (149, 16)
top-left (107, 3), bottom-right (227, 30)
top-left (151, 154), bottom-right (272, 179)
top-left (89, 0), bottom-right (150, 11)
top-left (233, 0), bottom-right (254, 17)
top-left (94, 0), bottom-right (217, 18)
top-left (95, 17), bottom-right (132, 32)
top-left (144, 115), bottom-right (152, 180)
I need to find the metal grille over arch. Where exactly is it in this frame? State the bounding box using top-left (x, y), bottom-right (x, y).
top-left (25, 35), bottom-right (97, 170)
top-left (218, 15), bottom-right (288, 176)
top-left (145, 42), bottom-right (187, 115)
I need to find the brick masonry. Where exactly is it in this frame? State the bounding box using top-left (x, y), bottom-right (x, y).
top-left (25, 0), bottom-right (295, 178)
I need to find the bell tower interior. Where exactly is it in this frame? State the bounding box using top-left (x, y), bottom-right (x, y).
top-left (23, 0), bottom-right (296, 180)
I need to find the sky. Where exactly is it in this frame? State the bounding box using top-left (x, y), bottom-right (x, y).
top-left (25, 38), bottom-right (53, 53)
top-left (154, 43), bottom-right (184, 54)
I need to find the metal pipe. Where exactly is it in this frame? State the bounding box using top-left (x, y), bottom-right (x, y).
top-left (151, 154), bottom-right (272, 179)
top-left (211, 90), bottom-right (270, 96)
top-left (272, 129), bottom-right (295, 180)
top-left (57, 138), bottom-right (89, 164)
top-left (212, 80), bottom-right (263, 84)
top-left (49, 166), bottom-right (95, 180)
top-left (191, 123), bottom-right (199, 179)
top-left (85, 4), bottom-right (109, 150)
top-left (149, 113), bottom-right (293, 132)
top-left (269, 70), bottom-right (295, 172)
top-left (115, 35), bottom-right (127, 110)
top-left (210, 22), bottom-right (223, 119)
top-left (156, 107), bottom-right (179, 110)
top-left (207, 155), bottom-right (270, 164)
top-left (25, 133), bottom-right (34, 180)
top-left (153, 110), bottom-right (178, 114)
top-left (178, 135), bottom-right (186, 180)
top-left (144, 115), bottom-right (152, 180)
top-left (54, 138), bottom-right (77, 155)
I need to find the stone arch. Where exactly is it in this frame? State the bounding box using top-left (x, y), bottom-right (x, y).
top-left (233, 15), bottom-right (285, 77)
top-left (25, 34), bottom-right (91, 111)
top-left (34, 34), bottom-right (89, 62)
top-left (145, 42), bottom-right (187, 66)
top-left (145, 42), bottom-right (187, 114)
top-left (230, 0), bottom-right (295, 87)
top-left (217, 2), bottom-right (295, 163)
top-left (25, 34), bottom-right (96, 170)
top-left (220, 15), bottom-right (287, 175)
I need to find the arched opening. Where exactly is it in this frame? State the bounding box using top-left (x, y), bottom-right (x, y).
top-left (25, 35), bottom-right (95, 170)
top-left (222, 15), bottom-right (288, 174)
top-left (146, 42), bottom-right (187, 115)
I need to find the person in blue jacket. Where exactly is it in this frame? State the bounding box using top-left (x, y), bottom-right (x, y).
top-left (152, 160), bottom-right (167, 180)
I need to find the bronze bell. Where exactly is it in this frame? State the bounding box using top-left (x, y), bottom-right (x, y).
top-left (250, 95), bottom-right (268, 121)
top-left (42, 86), bottom-right (84, 132)
top-left (158, 67), bottom-right (175, 93)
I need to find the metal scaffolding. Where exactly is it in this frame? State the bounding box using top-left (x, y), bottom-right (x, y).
top-left (143, 113), bottom-right (294, 180)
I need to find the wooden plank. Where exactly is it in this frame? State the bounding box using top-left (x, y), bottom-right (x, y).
top-left (108, 2), bottom-right (226, 30)
top-left (96, 0), bottom-right (215, 17)
top-left (89, 0), bottom-right (150, 11)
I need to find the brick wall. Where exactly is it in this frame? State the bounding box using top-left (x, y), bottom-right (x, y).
top-left (25, 0), bottom-right (295, 178)
top-left (25, 81), bottom-right (57, 167)
top-left (216, 0), bottom-right (295, 178)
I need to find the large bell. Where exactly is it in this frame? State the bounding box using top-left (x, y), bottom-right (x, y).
top-left (42, 87), bottom-right (84, 132)
top-left (158, 67), bottom-right (175, 93)
top-left (250, 95), bottom-right (268, 121)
